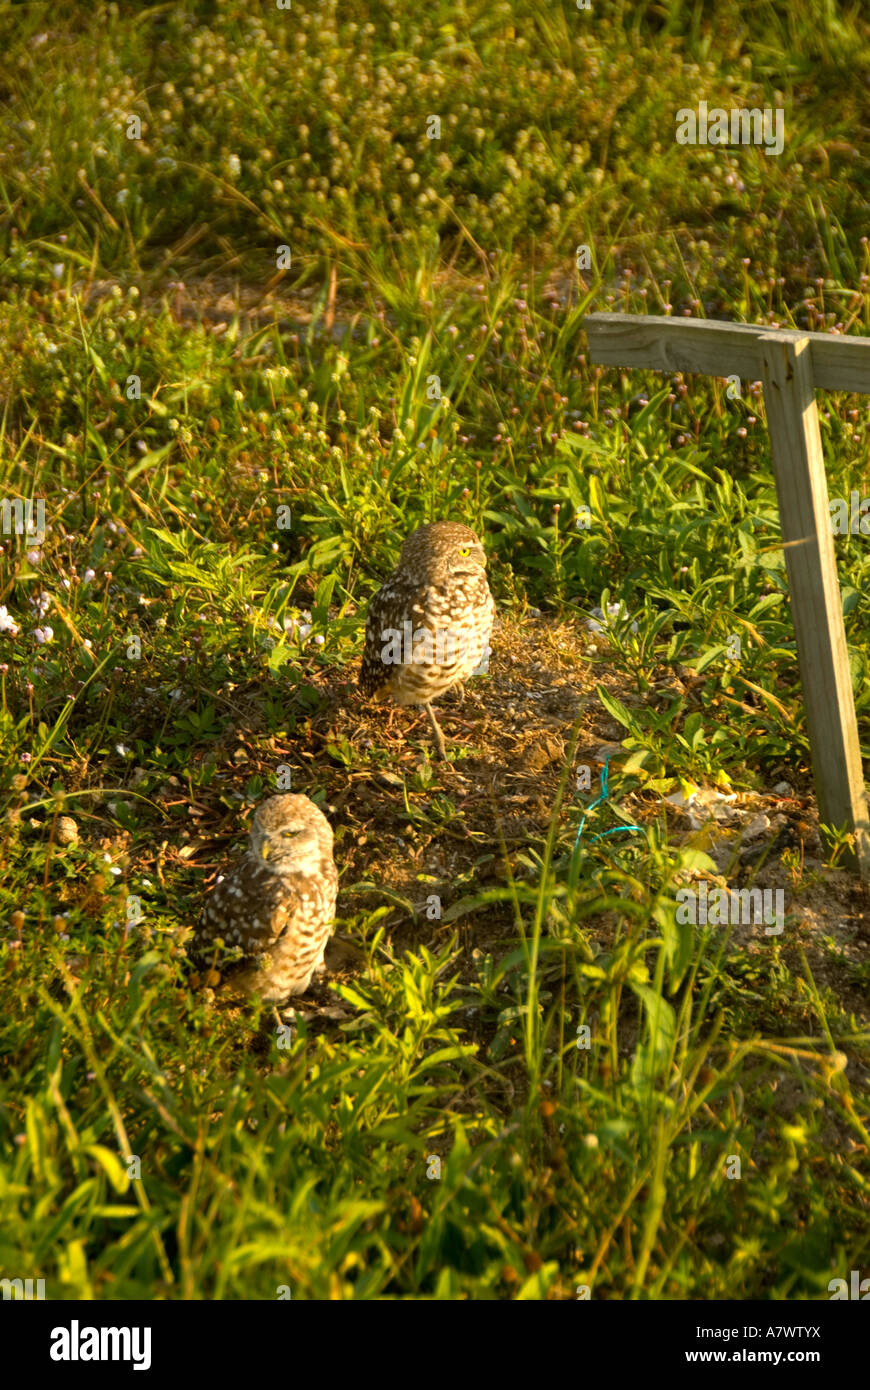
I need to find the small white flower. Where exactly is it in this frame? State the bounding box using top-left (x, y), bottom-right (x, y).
top-left (115, 743), bottom-right (129, 757)
top-left (226, 153), bottom-right (241, 178)
top-left (82, 568), bottom-right (96, 583)
top-left (51, 263), bottom-right (64, 280)
top-left (33, 625), bottom-right (54, 643)
top-left (0, 606), bottom-right (20, 636)
top-left (585, 602), bottom-right (638, 636)
top-left (27, 549), bottom-right (41, 564)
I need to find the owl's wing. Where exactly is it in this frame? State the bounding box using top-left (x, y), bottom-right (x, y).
top-left (359, 575), bottom-right (427, 695)
top-left (196, 858), bottom-right (319, 956)
top-left (360, 570), bottom-right (494, 694)
top-left (199, 851), bottom-right (338, 938)
top-left (267, 860), bottom-right (339, 946)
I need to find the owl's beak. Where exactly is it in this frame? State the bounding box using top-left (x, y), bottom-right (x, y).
top-left (260, 841), bottom-right (270, 861)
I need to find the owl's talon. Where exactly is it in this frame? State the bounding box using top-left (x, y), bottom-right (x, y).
top-left (425, 702), bottom-right (450, 761)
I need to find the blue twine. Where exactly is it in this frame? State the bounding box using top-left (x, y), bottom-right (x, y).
top-left (572, 755), bottom-right (643, 853)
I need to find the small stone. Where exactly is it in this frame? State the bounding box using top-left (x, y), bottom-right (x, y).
top-left (742, 813), bottom-right (770, 841)
top-left (595, 743), bottom-right (623, 761)
top-left (773, 781), bottom-right (794, 797)
top-left (377, 771), bottom-right (404, 788)
top-left (56, 815), bottom-right (79, 845)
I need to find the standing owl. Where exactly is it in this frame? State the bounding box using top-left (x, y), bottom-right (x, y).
top-left (194, 794), bottom-right (338, 1003)
top-left (359, 522), bottom-right (495, 759)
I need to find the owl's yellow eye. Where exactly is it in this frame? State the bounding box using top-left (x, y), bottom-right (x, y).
top-left (459, 546), bottom-right (470, 556)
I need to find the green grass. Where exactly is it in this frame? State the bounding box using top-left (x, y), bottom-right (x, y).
top-left (0, 0), bottom-right (869, 1300)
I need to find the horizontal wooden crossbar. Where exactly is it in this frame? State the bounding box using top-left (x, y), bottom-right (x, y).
top-left (583, 313), bottom-right (870, 394)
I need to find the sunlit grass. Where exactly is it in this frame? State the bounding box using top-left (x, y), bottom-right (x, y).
top-left (0, 0), bottom-right (869, 1301)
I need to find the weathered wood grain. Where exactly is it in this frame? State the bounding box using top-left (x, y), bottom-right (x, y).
top-left (584, 312), bottom-right (870, 394)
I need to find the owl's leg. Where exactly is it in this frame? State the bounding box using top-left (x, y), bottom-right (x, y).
top-left (424, 702), bottom-right (449, 761)
top-left (452, 680), bottom-right (466, 706)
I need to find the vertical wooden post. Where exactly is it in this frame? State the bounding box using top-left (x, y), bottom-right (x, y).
top-left (583, 312), bottom-right (870, 876)
top-left (759, 333), bottom-right (870, 873)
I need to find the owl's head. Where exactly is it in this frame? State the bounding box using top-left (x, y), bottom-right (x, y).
top-left (399, 521), bottom-right (488, 577)
top-left (250, 794), bottom-right (333, 875)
